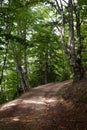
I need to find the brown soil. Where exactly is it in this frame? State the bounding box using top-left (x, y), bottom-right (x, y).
top-left (0, 79), bottom-right (87, 130)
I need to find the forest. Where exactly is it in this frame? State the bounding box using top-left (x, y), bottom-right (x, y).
top-left (0, 0), bottom-right (87, 104)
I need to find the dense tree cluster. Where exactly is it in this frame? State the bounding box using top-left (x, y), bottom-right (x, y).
top-left (0, 0), bottom-right (87, 103)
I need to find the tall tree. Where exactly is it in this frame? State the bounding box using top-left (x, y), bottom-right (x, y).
top-left (44, 0), bottom-right (85, 81)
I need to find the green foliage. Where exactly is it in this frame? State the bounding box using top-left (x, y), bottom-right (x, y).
top-left (78, 0), bottom-right (87, 5)
top-left (0, 0), bottom-right (86, 104)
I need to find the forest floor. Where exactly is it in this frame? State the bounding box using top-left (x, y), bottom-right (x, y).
top-left (0, 79), bottom-right (87, 130)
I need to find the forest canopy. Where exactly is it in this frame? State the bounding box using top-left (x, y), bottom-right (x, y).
top-left (0, 0), bottom-right (87, 103)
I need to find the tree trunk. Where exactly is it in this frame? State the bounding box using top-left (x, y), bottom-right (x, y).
top-left (73, 6), bottom-right (84, 81)
top-left (44, 44), bottom-right (48, 84)
top-left (44, 60), bottom-right (48, 84)
top-left (55, 0), bottom-right (84, 82)
top-left (22, 28), bottom-right (30, 88)
top-left (68, 0), bottom-right (84, 82)
top-left (0, 44), bottom-right (8, 85)
top-left (16, 62), bottom-right (27, 90)
top-left (13, 25), bottom-right (30, 92)
top-left (23, 48), bottom-right (30, 87)
top-left (13, 47), bottom-right (29, 92)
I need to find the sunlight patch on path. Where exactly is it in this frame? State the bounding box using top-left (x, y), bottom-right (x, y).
top-left (0, 99), bottom-right (22, 111)
top-left (22, 99), bottom-right (46, 105)
top-left (0, 80), bottom-right (72, 112)
top-left (12, 116), bottom-right (20, 121)
top-left (21, 97), bottom-right (57, 105)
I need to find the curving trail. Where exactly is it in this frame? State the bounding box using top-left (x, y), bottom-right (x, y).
top-left (0, 80), bottom-right (72, 130)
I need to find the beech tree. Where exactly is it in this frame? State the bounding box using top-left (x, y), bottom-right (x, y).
top-left (43, 0), bottom-right (86, 81)
top-left (0, 0), bottom-right (87, 103)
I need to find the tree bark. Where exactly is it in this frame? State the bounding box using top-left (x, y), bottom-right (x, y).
top-left (13, 47), bottom-right (29, 92)
top-left (56, 0), bottom-right (84, 82)
top-left (73, 6), bottom-right (84, 81)
top-left (16, 62), bottom-right (27, 91)
top-left (68, 0), bottom-right (84, 81)
top-left (23, 47), bottom-right (30, 87)
top-left (22, 28), bottom-right (30, 87)
top-left (44, 47), bottom-right (48, 84)
top-left (0, 44), bottom-right (8, 85)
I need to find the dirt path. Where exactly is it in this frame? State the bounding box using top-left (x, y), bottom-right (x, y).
top-left (0, 80), bottom-right (72, 130)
